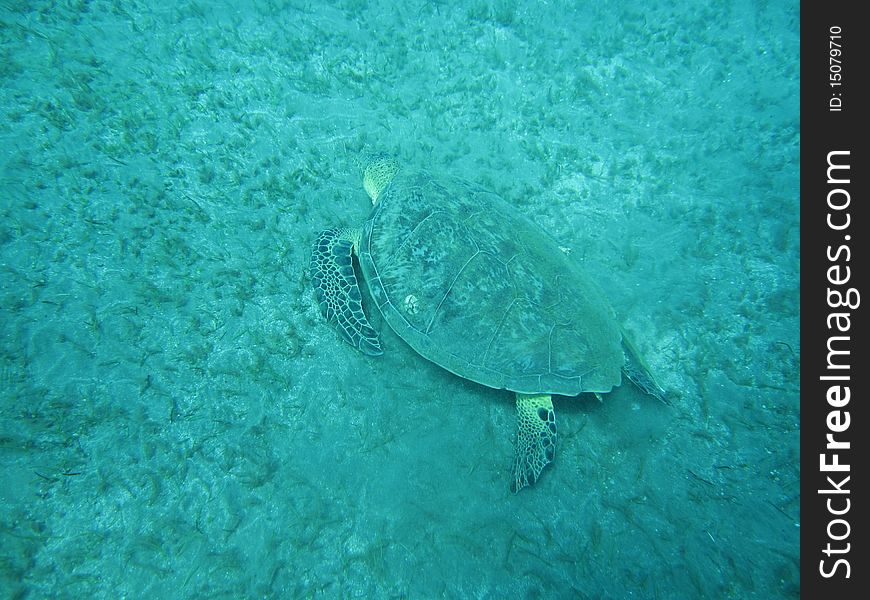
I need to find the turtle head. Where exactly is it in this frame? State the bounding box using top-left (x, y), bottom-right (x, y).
top-left (362, 155), bottom-right (399, 205)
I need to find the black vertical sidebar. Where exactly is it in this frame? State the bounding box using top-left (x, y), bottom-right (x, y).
top-left (801, 2), bottom-right (867, 597)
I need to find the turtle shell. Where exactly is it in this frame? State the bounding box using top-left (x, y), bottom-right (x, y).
top-left (358, 170), bottom-right (623, 396)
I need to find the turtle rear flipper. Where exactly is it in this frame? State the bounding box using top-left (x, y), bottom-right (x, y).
top-left (621, 334), bottom-right (668, 404)
top-left (310, 228), bottom-right (382, 356)
top-left (511, 393), bottom-right (556, 493)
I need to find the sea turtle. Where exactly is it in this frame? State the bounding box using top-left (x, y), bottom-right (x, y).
top-left (310, 155), bottom-right (666, 492)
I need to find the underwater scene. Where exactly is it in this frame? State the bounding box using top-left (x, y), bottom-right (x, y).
top-left (1, 1), bottom-right (799, 598)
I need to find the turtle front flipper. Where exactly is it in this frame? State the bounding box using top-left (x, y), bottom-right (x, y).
top-left (310, 227), bottom-right (382, 356)
top-left (511, 393), bottom-right (556, 493)
top-left (620, 334), bottom-right (669, 404)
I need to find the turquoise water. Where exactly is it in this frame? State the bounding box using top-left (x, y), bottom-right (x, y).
top-left (1, 1), bottom-right (799, 598)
